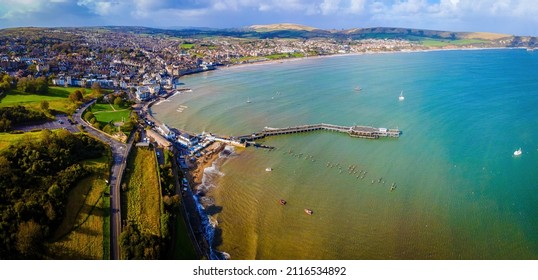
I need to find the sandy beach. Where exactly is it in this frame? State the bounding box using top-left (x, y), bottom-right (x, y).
top-left (187, 142), bottom-right (226, 188)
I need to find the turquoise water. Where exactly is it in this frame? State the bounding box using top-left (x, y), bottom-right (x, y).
top-left (154, 49), bottom-right (538, 259)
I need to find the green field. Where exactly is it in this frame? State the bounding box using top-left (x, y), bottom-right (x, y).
top-left (91, 103), bottom-right (132, 125)
top-left (420, 38), bottom-right (488, 47)
top-left (0, 86), bottom-right (102, 114)
top-left (180, 43), bottom-right (195, 49)
top-left (0, 129), bottom-right (69, 151)
top-left (122, 147), bottom-right (162, 237)
top-left (265, 53), bottom-right (305, 60)
top-left (47, 155), bottom-right (111, 259)
top-left (0, 131), bottom-right (43, 151)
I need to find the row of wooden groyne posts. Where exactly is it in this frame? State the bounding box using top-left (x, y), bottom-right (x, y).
top-left (233, 123), bottom-right (401, 144)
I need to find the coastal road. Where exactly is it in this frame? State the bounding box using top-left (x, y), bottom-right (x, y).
top-left (73, 100), bottom-right (134, 260)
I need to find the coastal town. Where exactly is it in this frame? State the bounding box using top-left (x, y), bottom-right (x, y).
top-left (0, 27), bottom-right (427, 95)
top-left (0, 25), bottom-right (534, 260)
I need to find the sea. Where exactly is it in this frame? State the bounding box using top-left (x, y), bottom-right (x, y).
top-left (153, 49), bottom-right (538, 259)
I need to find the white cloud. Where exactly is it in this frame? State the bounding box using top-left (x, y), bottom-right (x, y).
top-left (349, 0), bottom-right (366, 13)
top-left (0, 0), bottom-right (44, 19)
top-left (1, 0), bottom-right (538, 35)
top-left (320, 0), bottom-right (341, 15)
top-left (77, 0), bottom-right (127, 16)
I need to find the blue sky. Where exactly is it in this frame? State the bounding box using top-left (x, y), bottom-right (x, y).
top-left (1, 0), bottom-right (538, 36)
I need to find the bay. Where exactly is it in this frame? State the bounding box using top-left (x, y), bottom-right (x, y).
top-left (153, 49), bottom-right (538, 259)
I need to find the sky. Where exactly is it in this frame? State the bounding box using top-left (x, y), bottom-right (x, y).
top-left (1, 0), bottom-right (538, 36)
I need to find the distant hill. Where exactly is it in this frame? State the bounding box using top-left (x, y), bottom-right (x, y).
top-left (340, 27), bottom-right (512, 41)
top-left (249, 23), bottom-right (319, 32)
top-left (1, 24), bottom-right (536, 48)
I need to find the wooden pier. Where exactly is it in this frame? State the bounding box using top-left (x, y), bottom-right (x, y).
top-left (237, 123), bottom-right (400, 142)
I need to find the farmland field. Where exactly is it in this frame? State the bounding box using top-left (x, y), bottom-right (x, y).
top-left (122, 147), bottom-right (162, 237)
top-left (47, 154), bottom-right (111, 259)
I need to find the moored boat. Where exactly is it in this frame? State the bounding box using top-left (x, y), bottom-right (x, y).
top-left (514, 148), bottom-right (522, 156)
top-left (399, 90), bottom-right (405, 101)
top-left (304, 208), bottom-right (313, 215)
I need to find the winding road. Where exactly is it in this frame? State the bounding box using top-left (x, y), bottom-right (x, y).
top-left (73, 100), bottom-right (134, 260)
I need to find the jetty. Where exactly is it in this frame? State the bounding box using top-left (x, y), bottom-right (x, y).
top-left (237, 123), bottom-right (400, 142)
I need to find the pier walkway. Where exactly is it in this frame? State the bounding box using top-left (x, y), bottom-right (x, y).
top-left (237, 123), bottom-right (400, 142)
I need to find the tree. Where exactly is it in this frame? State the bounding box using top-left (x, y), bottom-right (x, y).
top-left (17, 77), bottom-right (31, 92)
top-left (40, 129), bottom-right (53, 144)
top-left (0, 155), bottom-right (11, 177)
top-left (16, 220), bottom-right (43, 257)
top-left (27, 64), bottom-right (37, 74)
top-left (40, 100), bottom-right (49, 111)
top-left (91, 82), bottom-right (102, 95)
top-left (103, 124), bottom-right (113, 134)
top-left (0, 74), bottom-right (12, 92)
top-left (35, 77), bottom-right (48, 94)
top-left (69, 89), bottom-right (83, 102)
top-left (113, 96), bottom-right (123, 106)
top-left (0, 119), bottom-right (11, 132)
top-left (83, 111), bottom-right (94, 121)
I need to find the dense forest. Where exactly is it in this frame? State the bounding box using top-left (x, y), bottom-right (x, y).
top-left (0, 130), bottom-right (106, 259)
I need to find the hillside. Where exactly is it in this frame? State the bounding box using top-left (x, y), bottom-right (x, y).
top-left (1, 24), bottom-right (537, 49)
top-left (249, 23), bottom-right (318, 32)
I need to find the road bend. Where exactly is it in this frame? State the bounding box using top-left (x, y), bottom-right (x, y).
top-left (73, 100), bottom-right (134, 260)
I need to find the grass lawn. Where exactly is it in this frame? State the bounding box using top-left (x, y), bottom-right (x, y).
top-left (122, 147), bottom-right (162, 237)
top-left (0, 86), bottom-right (103, 115)
top-left (180, 43), bottom-right (195, 49)
top-left (0, 131), bottom-right (43, 151)
top-left (421, 39), bottom-right (488, 48)
top-left (90, 102), bottom-right (132, 124)
top-left (265, 53), bottom-right (304, 60)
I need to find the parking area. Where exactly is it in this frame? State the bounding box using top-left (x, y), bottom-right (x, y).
top-left (13, 114), bottom-right (80, 133)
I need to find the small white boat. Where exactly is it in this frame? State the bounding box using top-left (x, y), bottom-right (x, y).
top-left (514, 148), bottom-right (522, 156)
top-left (246, 97), bottom-right (251, 103)
top-left (354, 86), bottom-right (362, 91)
top-left (265, 167), bottom-right (273, 172)
top-left (399, 91), bottom-right (405, 101)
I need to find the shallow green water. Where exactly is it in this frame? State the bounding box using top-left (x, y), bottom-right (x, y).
top-left (154, 50), bottom-right (538, 259)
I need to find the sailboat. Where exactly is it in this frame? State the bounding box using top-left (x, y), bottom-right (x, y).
top-left (514, 148), bottom-right (522, 156)
top-left (246, 97), bottom-right (251, 103)
top-left (399, 91), bottom-right (405, 101)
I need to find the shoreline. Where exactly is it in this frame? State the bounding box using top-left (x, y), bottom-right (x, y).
top-left (188, 142), bottom-right (226, 188)
top-left (208, 46), bottom-right (516, 73)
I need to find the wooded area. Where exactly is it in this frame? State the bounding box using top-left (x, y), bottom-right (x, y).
top-left (0, 130), bottom-right (106, 259)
